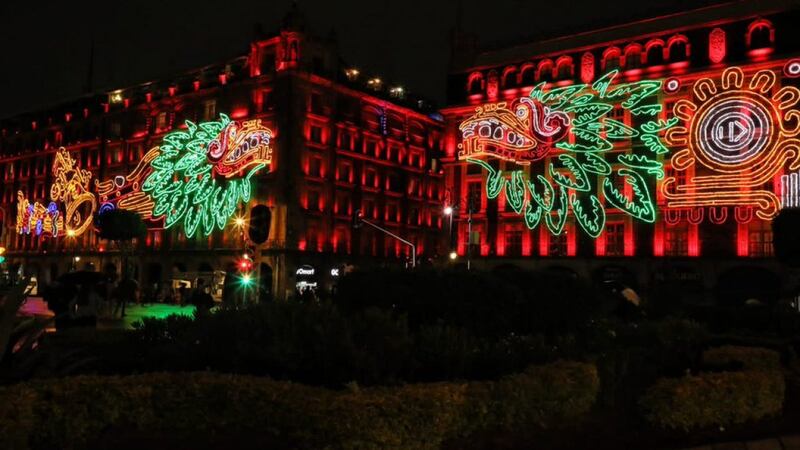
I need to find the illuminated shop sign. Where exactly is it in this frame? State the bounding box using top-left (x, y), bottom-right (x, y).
top-left (296, 265), bottom-right (315, 276)
top-left (460, 69), bottom-right (673, 238)
top-left (16, 114), bottom-right (273, 239)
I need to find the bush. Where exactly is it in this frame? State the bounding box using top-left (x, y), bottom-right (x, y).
top-left (702, 346), bottom-right (781, 370)
top-left (0, 361), bottom-right (598, 450)
top-left (639, 369), bottom-right (785, 431)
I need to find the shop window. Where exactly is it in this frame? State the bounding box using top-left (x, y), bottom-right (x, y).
top-left (549, 233), bottom-right (568, 256)
top-left (748, 221), bottom-right (773, 257)
top-left (606, 223), bottom-right (625, 256)
top-left (665, 223), bottom-right (689, 256)
top-left (505, 227), bottom-right (523, 257)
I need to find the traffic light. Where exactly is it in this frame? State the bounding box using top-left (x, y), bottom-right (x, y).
top-left (237, 255), bottom-right (253, 272)
top-left (249, 205), bottom-right (271, 244)
top-left (352, 209), bottom-right (364, 229)
top-left (0, 246), bottom-right (5, 264)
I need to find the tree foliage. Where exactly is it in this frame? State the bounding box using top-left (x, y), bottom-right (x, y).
top-left (772, 208), bottom-right (800, 267)
top-left (95, 208), bottom-right (146, 242)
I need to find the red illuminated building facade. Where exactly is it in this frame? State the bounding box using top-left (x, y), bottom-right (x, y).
top-left (441, 0), bottom-right (800, 282)
top-left (0, 10), bottom-right (446, 298)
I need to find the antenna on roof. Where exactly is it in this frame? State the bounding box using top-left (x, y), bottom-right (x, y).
top-left (85, 37), bottom-right (95, 94)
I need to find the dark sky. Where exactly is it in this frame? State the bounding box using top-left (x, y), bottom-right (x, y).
top-left (0, 0), bottom-right (728, 119)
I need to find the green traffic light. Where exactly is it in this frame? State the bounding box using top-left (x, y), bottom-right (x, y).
top-left (241, 274), bottom-right (253, 286)
top-left (0, 256), bottom-right (5, 264)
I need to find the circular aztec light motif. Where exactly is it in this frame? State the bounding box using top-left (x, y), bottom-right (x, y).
top-left (693, 94), bottom-right (774, 167)
top-left (663, 66), bottom-right (800, 220)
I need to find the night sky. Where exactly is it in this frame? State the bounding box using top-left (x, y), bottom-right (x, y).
top-left (0, 0), bottom-right (729, 119)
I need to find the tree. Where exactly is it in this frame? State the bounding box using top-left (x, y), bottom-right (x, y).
top-left (772, 208), bottom-right (800, 267)
top-left (95, 209), bottom-right (147, 279)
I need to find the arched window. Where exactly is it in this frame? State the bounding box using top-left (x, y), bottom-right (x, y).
top-left (502, 66), bottom-right (517, 88)
top-left (645, 39), bottom-right (665, 65)
top-left (747, 19), bottom-right (775, 50)
top-left (555, 56), bottom-right (573, 79)
top-left (520, 63), bottom-right (536, 85)
top-left (624, 44), bottom-right (643, 69)
top-left (467, 72), bottom-right (484, 95)
top-left (603, 47), bottom-right (621, 71)
top-left (668, 35), bottom-right (690, 62)
top-left (537, 59), bottom-right (553, 82)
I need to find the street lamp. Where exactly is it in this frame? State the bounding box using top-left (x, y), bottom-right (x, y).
top-left (449, 251), bottom-right (458, 260)
top-left (234, 216), bottom-right (245, 227)
top-left (444, 205), bottom-right (456, 257)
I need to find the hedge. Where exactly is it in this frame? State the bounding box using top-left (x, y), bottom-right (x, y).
top-left (0, 361), bottom-right (598, 450)
top-left (702, 345), bottom-right (781, 370)
top-left (639, 369), bottom-right (785, 431)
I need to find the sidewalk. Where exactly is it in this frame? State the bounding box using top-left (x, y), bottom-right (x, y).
top-left (685, 435), bottom-right (800, 450)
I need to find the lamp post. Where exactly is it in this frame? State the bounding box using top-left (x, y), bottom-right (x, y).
top-left (444, 205), bottom-right (455, 251)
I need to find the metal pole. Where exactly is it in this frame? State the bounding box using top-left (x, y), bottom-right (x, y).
top-left (467, 209), bottom-right (472, 271)
top-left (360, 218), bottom-right (416, 268)
top-left (448, 213), bottom-right (453, 250)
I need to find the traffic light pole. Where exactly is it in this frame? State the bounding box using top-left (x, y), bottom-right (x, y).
top-left (359, 218), bottom-right (416, 268)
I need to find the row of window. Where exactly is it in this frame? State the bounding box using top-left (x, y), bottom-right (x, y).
top-left (467, 19), bottom-right (777, 94)
top-left (308, 123), bottom-right (436, 168)
top-left (457, 221), bottom-right (773, 258)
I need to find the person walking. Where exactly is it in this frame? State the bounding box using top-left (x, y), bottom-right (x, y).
top-left (113, 277), bottom-right (138, 318)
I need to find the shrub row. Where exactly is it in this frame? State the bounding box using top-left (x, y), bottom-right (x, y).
top-left (701, 345), bottom-right (781, 370)
top-left (639, 369), bottom-right (785, 431)
top-left (0, 361), bottom-right (598, 450)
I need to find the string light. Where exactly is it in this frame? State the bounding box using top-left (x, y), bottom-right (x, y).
top-left (663, 66), bottom-right (800, 221)
top-left (142, 114), bottom-right (273, 238)
top-left (462, 69), bottom-right (670, 238)
top-left (16, 147), bottom-right (96, 238)
top-left (16, 115), bottom-right (272, 241)
top-left (781, 170), bottom-right (800, 209)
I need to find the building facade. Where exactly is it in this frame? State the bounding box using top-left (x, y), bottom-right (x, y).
top-left (0, 13), bottom-right (446, 299)
top-left (441, 1), bottom-right (800, 288)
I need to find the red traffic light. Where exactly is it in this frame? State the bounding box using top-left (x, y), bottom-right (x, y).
top-left (238, 259), bottom-right (253, 272)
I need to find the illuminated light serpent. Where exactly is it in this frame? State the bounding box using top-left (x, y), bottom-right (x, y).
top-left (15, 114), bottom-right (273, 240)
top-left (141, 114), bottom-right (273, 238)
top-left (460, 70), bottom-right (670, 238)
top-left (663, 66), bottom-right (800, 220)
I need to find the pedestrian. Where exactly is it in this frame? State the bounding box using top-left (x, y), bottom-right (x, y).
top-left (113, 277), bottom-right (138, 318)
top-left (190, 278), bottom-right (215, 315)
